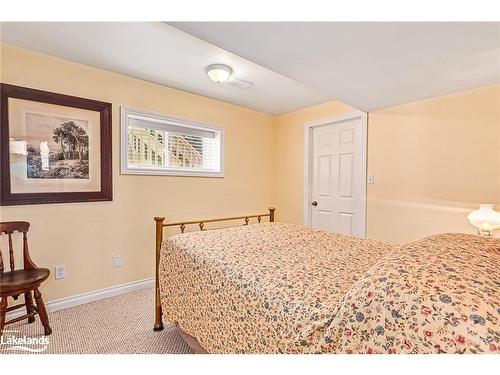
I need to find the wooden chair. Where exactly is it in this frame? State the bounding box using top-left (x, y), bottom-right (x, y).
top-left (0, 221), bottom-right (52, 336)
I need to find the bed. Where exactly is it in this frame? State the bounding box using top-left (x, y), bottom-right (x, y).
top-left (153, 208), bottom-right (500, 354)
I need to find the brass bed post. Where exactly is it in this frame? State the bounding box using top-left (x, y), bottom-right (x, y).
top-left (153, 207), bottom-right (276, 333)
top-left (269, 207), bottom-right (275, 222)
top-left (153, 216), bottom-right (165, 331)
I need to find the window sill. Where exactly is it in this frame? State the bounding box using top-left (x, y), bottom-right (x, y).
top-left (120, 167), bottom-right (224, 178)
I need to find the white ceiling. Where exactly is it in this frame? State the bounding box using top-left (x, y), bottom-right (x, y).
top-left (172, 22), bottom-right (500, 111)
top-left (1, 22), bottom-right (499, 114)
top-left (0, 22), bottom-right (327, 115)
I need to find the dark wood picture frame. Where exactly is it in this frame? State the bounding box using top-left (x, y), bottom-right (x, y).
top-left (0, 84), bottom-right (112, 205)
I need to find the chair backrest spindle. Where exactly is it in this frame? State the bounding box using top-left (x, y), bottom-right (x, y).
top-left (8, 233), bottom-right (15, 271)
top-left (0, 245), bottom-right (4, 273)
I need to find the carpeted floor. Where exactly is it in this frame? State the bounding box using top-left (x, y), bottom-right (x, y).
top-left (0, 287), bottom-right (192, 354)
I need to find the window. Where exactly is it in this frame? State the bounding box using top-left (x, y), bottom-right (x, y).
top-left (121, 107), bottom-right (224, 177)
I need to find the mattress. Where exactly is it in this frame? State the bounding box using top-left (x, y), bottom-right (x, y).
top-left (159, 222), bottom-right (499, 353)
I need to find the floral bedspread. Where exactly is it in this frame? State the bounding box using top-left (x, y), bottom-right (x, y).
top-left (159, 223), bottom-right (499, 354)
top-left (320, 233), bottom-right (499, 354)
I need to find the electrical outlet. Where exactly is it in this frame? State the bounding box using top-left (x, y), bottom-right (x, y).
top-left (113, 255), bottom-right (122, 268)
top-left (54, 265), bottom-right (65, 280)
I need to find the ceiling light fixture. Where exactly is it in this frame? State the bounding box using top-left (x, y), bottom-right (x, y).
top-left (206, 64), bottom-right (233, 83)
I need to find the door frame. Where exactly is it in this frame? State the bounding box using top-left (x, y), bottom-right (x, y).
top-left (303, 111), bottom-right (368, 237)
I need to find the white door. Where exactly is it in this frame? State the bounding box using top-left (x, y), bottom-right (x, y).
top-left (308, 113), bottom-right (366, 237)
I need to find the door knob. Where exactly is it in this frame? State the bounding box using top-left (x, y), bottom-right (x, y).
top-left (311, 201), bottom-right (318, 206)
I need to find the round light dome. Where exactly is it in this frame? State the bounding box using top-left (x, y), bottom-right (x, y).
top-left (467, 203), bottom-right (500, 236)
top-left (206, 64), bottom-right (232, 83)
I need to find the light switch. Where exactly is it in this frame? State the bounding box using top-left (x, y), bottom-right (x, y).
top-left (113, 255), bottom-right (122, 268)
top-left (367, 174), bottom-right (375, 184)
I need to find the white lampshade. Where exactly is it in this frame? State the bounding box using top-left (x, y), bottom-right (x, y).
top-left (206, 64), bottom-right (232, 83)
top-left (467, 203), bottom-right (500, 236)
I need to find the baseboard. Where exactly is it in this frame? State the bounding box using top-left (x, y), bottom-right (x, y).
top-left (6, 277), bottom-right (154, 320)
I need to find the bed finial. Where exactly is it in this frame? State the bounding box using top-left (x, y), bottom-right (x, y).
top-left (268, 207), bottom-right (276, 222)
top-left (153, 216), bottom-right (165, 331)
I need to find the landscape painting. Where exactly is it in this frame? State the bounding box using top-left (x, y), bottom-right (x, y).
top-left (1, 83), bottom-right (112, 205)
top-left (25, 113), bottom-right (90, 179)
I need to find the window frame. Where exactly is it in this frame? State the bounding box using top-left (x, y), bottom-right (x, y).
top-left (120, 106), bottom-right (225, 177)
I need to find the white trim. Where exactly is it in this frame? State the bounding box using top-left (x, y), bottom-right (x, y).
top-left (303, 111), bottom-right (368, 237)
top-left (6, 277), bottom-right (153, 321)
top-left (120, 106), bottom-right (225, 177)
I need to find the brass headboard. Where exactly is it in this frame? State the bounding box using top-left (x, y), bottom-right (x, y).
top-left (152, 207), bottom-right (276, 331)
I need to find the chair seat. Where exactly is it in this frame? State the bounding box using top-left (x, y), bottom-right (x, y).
top-left (0, 268), bottom-right (50, 294)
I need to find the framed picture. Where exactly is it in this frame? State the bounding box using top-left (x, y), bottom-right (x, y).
top-left (0, 84), bottom-right (112, 205)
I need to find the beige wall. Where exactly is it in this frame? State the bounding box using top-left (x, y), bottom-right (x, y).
top-left (367, 84), bottom-right (500, 243)
top-left (1, 43), bottom-right (498, 303)
top-left (274, 101), bottom-right (358, 223)
top-left (274, 85), bottom-right (500, 243)
top-left (0, 43), bottom-right (276, 301)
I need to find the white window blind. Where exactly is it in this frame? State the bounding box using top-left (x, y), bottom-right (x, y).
top-left (121, 107), bottom-right (224, 177)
